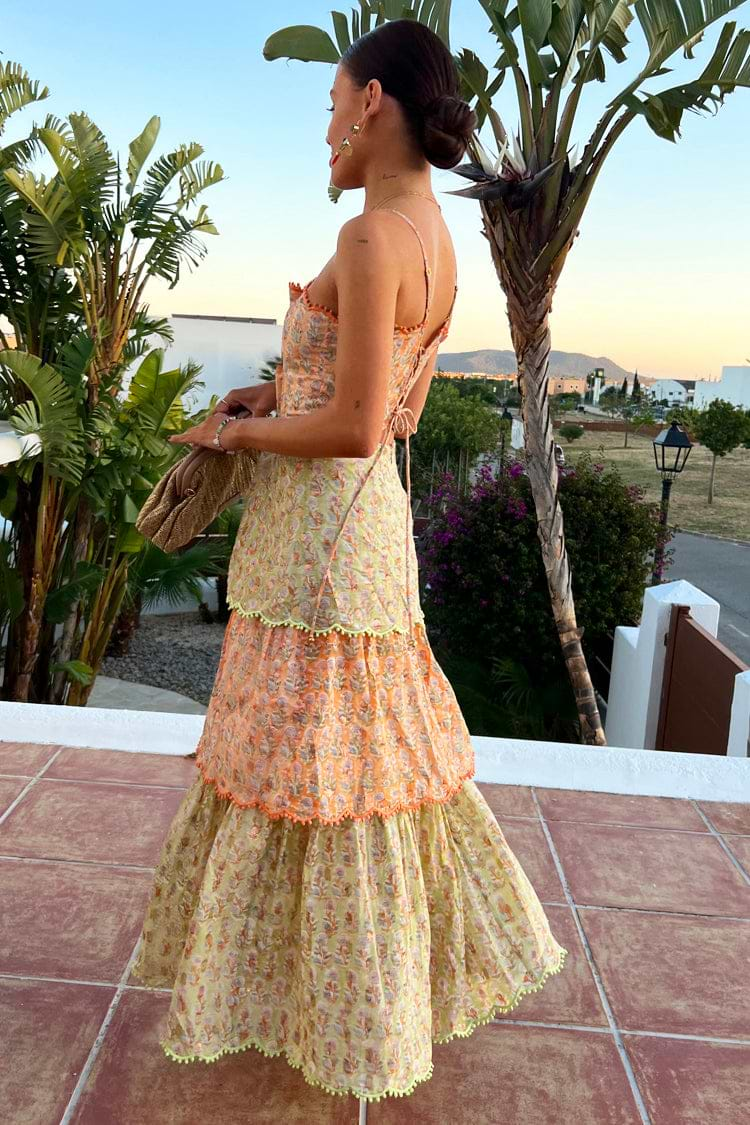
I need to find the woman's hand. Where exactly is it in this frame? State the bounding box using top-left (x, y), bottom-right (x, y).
top-left (169, 415), bottom-right (242, 451)
top-left (213, 381), bottom-right (278, 419)
top-left (168, 374), bottom-right (279, 451)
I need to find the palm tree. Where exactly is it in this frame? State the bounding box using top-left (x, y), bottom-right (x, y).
top-left (264, 0), bottom-right (750, 744)
top-left (1, 84), bottom-right (224, 702)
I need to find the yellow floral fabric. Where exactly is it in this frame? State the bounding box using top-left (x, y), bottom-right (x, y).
top-left (226, 443), bottom-right (425, 636)
top-left (226, 277), bottom-right (451, 636)
top-left (193, 612), bottom-right (475, 825)
top-left (131, 772), bottom-right (568, 1102)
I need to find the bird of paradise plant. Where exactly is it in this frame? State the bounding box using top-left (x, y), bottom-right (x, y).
top-left (265, 0), bottom-right (750, 744)
top-left (0, 57), bottom-right (224, 703)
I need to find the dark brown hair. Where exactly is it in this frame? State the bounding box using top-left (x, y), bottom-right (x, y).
top-left (341, 19), bottom-right (477, 170)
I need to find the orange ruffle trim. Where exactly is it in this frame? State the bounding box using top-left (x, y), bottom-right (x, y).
top-left (195, 755), bottom-right (477, 826)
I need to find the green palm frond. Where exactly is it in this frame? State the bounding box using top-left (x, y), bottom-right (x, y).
top-left (35, 112), bottom-right (116, 220)
top-left (127, 540), bottom-right (219, 610)
top-left (0, 349), bottom-right (86, 480)
top-left (58, 332), bottom-right (96, 386)
top-left (126, 116), bottom-right (161, 194)
top-left (131, 142), bottom-right (205, 225)
top-left (122, 349), bottom-right (203, 435)
top-left (142, 216), bottom-right (209, 285)
top-left (0, 60), bottom-right (49, 131)
top-left (620, 20), bottom-right (750, 138)
top-left (3, 169), bottom-right (82, 264)
top-left (177, 161), bottom-right (225, 211)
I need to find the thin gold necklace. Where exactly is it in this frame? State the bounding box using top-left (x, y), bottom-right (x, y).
top-left (370, 189), bottom-right (441, 212)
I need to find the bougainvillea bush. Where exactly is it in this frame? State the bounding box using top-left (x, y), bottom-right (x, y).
top-left (417, 455), bottom-right (671, 738)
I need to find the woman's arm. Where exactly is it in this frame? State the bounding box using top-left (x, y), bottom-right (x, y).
top-left (172, 214), bottom-right (402, 459)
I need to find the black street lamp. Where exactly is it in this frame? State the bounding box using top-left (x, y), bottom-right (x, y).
top-left (651, 421), bottom-right (693, 584)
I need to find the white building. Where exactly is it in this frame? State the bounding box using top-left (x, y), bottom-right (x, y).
top-left (160, 314), bottom-right (283, 410)
top-left (694, 366), bottom-right (750, 410)
top-left (647, 379), bottom-right (694, 405)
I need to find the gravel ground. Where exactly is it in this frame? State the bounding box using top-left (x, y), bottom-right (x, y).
top-left (101, 612), bottom-right (228, 706)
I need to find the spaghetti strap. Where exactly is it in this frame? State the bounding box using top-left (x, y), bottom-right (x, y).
top-left (380, 208), bottom-right (432, 327)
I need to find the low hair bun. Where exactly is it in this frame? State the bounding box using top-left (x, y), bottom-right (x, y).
top-left (421, 94), bottom-right (477, 170)
top-left (341, 20), bottom-right (478, 170)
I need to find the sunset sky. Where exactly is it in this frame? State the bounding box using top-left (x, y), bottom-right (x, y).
top-left (5, 1), bottom-right (749, 380)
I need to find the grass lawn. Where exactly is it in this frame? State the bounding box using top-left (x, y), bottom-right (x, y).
top-left (558, 424), bottom-right (750, 541)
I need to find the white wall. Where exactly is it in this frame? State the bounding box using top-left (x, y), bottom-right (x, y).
top-left (3, 699), bottom-right (749, 801)
top-left (648, 379), bottom-right (689, 404)
top-left (694, 365), bottom-right (750, 410)
top-left (0, 422), bottom-right (41, 465)
top-left (161, 316), bottom-right (283, 410)
top-left (606, 579), bottom-right (750, 758)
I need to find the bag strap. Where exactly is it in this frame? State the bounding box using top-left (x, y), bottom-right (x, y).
top-left (307, 212), bottom-right (441, 640)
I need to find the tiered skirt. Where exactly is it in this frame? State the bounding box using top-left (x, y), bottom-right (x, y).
top-left (131, 610), bottom-right (568, 1102)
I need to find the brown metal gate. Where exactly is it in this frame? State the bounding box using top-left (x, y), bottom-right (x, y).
top-left (656, 604), bottom-right (749, 755)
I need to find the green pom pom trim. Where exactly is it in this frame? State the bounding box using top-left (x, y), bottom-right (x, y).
top-left (433, 945), bottom-right (569, 1044)
top-left (160, 946), bottom-right (569, 1102)
top-left (226, 597), bottom-right (425, 639)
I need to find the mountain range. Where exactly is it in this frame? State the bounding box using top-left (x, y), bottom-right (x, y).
top-left (436, 348), bottom-right (656, 383)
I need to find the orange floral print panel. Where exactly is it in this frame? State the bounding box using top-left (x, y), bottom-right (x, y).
top-left (194, 612), bottom-right (476, 825)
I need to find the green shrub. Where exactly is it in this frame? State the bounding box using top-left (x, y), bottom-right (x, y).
top-left (417, 455), bottom-right (671, 738)
top-left (558, 423), bottom-right (584, 444)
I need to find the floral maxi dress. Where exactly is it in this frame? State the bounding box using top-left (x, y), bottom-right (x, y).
top-left (130, 208), bottom-right (568, 1103)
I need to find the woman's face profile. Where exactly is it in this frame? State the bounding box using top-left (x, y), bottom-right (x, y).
top-left (326, 63), bottom-right (378, 189)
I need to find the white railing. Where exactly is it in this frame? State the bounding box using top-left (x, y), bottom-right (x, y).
top-left (1, 698), bottom-right (749, 802)
top-left (606, 579), bottom-right (749, 758)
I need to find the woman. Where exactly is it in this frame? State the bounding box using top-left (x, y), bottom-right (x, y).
top-left (131, 19), bottom-right (568, 1106)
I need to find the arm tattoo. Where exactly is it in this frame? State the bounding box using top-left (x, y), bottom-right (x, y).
top-left (356, 238), bottom-right (369, 243)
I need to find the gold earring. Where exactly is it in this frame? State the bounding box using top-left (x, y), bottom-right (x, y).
top-left (336, 122), bottom-right (362, 159)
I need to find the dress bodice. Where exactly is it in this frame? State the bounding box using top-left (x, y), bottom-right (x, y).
top-left (227, 209), bottom-right (457, 638)
top-left (277, 278), bottom-right (452, 422)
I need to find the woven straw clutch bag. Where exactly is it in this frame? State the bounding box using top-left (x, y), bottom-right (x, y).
top-left (136, 440), bottom-right (259, 553)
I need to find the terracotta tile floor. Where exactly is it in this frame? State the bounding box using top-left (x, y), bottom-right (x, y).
top-left (1, 741), bottom-right (749, 1125)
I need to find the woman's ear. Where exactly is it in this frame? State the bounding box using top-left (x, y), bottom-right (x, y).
top-left (364, 78), bottom-right (383, 117)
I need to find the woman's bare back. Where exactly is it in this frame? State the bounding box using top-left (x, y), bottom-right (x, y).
top-left (305, 204), bottom-right (457, 347)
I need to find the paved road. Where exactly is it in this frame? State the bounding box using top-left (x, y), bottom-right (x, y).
top-left (669, 532), bottom-right (750, 665)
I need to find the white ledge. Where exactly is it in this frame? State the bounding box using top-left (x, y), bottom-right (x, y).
top-left (0, 422), bottom-right (41, 464)
top-left (2, 702), bottom-right (748, 803)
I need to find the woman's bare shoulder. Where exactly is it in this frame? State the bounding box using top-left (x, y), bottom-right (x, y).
top-left (336, 211), bottom-right (400, 255)
top-left (335, 213), bottom-right (400, 288)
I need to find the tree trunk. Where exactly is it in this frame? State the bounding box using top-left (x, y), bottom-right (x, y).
top-left (67, 558), bottom-right (129, 707)
top-left (481, 202), bottom-right (605, 745)
top-left (51, 500), bottom-right (93, 703)
top-left (512, 307), bottom-right (606, 744)
top-left (107, 589), bottom-right (143, 658)
top-left (708, 453), bottom-right (717, 505)
top-left (14, 470), bottom-right (57, 702)
top-left (1, 476), bottom-right (38, 700)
